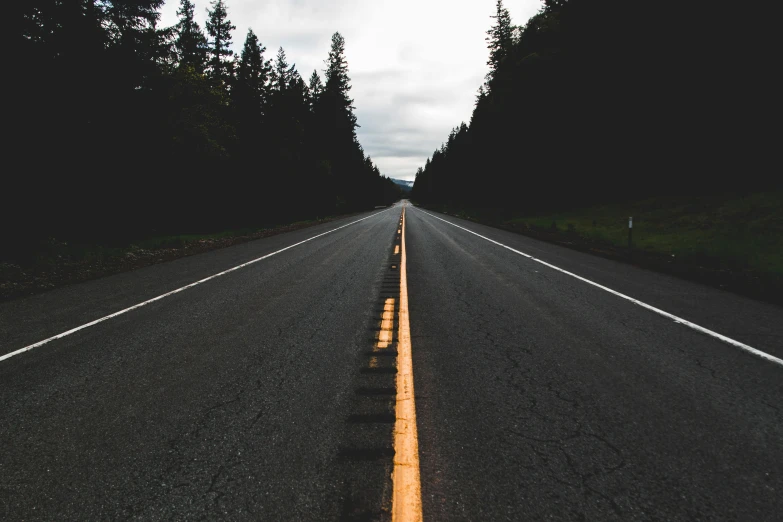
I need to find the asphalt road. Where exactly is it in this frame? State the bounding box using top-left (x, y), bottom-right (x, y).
top-left (1, 201), bottom-right (781, 520)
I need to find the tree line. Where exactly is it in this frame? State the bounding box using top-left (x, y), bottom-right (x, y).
top-left (10, 0), bottom-right (400, 258)
top-left (412, 0), bottom-right (777, 212)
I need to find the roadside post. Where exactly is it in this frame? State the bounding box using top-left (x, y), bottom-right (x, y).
top-left (628, 216), bottom-right (633, 251)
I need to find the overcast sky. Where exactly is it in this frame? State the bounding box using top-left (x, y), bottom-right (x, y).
top-left (159, 0), bottom-right (542, 181)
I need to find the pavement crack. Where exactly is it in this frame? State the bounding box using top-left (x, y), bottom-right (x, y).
top-left (206, 464), bottom-right (226, 505)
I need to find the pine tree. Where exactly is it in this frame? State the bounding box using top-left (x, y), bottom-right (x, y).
top-left (174, 0), bottom-right (208, 72)
top-left (205, 0), bottom-right (235, 85)
top-left (271, 47), bottom-right (291, 92)
top-left (314, 32), bottom-right (371, 209)
top-left (485, 0), bottom-right (513, 85)
top-left (308, 70), bottom-right (323, 110)
top-left (475, 85), bottom-right (487, 106)
top-left (228, 28), bottom-right (270, 180)
top-left (287, 64), bottom-right (300, 91)
top-left (287, 68), bottom-right (311, 141)
top-left (236, 28), bottom-right (270, 110)
top-left (288, 68), bottom-right (308, 102)
top-left (102, 0), bottom-right (163, 39)
top-left (101, 0), bottom-right (165, 90)
top-left (322, 32), bottom-right (356, 132)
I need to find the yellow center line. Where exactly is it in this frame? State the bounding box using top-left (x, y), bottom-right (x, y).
top-left (377, 297), bottom-right (395, 349)
top-left (392, 205), bottom-right (423, 522)
top-left (380, 318), bottom-right (393, 334)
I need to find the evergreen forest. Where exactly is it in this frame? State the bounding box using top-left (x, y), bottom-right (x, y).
top-left (11, 0), bottom-right (400, 258)
top-left (413, 0), bottom-right (777, 211)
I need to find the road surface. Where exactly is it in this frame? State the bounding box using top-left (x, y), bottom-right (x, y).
top-left (1, 201), bottom-right (781, 520)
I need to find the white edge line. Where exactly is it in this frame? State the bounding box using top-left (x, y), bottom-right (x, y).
top-left (414, 207), bottom-right (783, 367)
top-left (0, 208), bottom-right (392, 363)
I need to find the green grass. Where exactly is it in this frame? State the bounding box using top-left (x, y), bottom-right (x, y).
top-left (506, 192), bottom-right (783, 277)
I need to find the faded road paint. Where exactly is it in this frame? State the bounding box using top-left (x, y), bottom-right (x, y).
top-left (378, 298), bottom-right (395, 349)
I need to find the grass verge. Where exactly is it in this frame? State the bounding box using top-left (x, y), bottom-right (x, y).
top-left (419, 191), bottom-right (783, 306)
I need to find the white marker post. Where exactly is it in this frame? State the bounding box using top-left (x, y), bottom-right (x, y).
top-left (628, 216), bottom-right (633, 251)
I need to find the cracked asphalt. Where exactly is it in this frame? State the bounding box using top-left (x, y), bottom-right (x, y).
top-left (1, 202), bottom-right (782, 520)
top-left (406, 208), bottom-right (782, 520)
top-left (0, 206), bottom-right (401, 520)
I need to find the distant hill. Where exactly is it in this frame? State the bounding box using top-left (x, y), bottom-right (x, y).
top-left (390, 178), bottom-right (414, 193)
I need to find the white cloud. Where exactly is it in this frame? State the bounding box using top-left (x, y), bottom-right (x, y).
top-left (159, 0), bottom-right (542, 180)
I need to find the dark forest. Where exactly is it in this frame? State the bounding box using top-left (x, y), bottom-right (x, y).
top-left (9, 0), bottom-right (400, 260)
top-left (413, 0), bottom-right (777, 211)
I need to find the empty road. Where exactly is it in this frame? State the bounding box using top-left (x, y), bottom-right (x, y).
top-left (1, 201), bottom-right (781, 520)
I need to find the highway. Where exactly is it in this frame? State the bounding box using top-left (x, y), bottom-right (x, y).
top-left (1, 201), bottom-right (781, 520)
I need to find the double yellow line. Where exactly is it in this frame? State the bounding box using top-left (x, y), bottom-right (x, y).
top-left (392, 206), bottom-right (423, 522)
